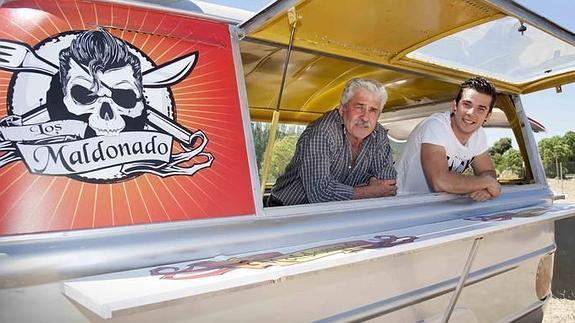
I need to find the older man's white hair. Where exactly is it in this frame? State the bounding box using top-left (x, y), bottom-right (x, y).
top-left (340, 78), bottom-right (388, 111)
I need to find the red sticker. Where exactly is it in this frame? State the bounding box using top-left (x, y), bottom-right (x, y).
top-left (0, 1), bottom-right (255, 235)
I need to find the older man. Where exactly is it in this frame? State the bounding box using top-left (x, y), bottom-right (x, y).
top-left (268, 78), bottom-right (396, 206)
top-left (396, 76), bottom-right (501, 201)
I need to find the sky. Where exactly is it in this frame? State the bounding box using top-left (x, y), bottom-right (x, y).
top-left (202, 0), bottom-right (574, 145)
top-left (494, 0), bottom-right (575, 145)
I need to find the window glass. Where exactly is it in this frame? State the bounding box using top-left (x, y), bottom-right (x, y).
top-left (407, 17), bottom-right (575, 84)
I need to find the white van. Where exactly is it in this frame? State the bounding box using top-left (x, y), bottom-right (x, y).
top-left (0, 0), bottom-right (574, 322)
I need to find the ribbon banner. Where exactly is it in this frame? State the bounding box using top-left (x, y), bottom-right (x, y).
top-left (0, 115), bottom-right (213, 178)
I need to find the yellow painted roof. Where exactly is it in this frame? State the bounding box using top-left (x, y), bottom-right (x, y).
top-left (240, 0), bottom-right (575, 123)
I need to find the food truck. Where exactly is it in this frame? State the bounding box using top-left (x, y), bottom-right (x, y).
top-left (0, 0), bottom-right (574, 321)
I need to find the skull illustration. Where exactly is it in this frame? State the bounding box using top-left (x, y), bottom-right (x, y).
top-left (62, 60), bottom-right (144, 136)
top-left (58, 29), bottom-right (145, 137)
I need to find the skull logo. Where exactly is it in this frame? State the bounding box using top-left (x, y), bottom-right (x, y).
top-left (62, 60), bottom-right (144, 136)
top-left (58, 29), bottom-right (146, 137)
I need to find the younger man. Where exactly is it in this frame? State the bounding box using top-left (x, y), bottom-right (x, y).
top-left (396, 76), bottom-right (501, 201)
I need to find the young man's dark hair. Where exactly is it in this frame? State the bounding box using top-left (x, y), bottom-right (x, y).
top-left (455, 76), bottom-right (498, 112)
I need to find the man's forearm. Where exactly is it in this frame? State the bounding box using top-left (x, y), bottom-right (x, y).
top-left (306, 181), bottom-right (353, 202)
top-left (352, 185), bottom-right (376, 199)
top-left (475, 169), bottom-right (497, 179)
top-left (352, 178), bottom-right (396, 199)
top-left (430, 172), bottom-right (495, 195)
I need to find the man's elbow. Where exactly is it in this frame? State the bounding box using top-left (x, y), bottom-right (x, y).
top-left (428, 177), bottom-right (450, 193)
top-left (307, 183), bottom-right (352, 203)
top-left (307, 187), bottom-right (335, 203)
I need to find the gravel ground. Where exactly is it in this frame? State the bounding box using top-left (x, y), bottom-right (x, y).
top-left (544, 297), bottom-right (575, 323)
top-left (548, 178), bottom-right (575, 203)
top-left (544, 179), bottom-right (575, 322)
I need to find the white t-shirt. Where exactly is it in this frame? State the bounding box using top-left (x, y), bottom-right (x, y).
top-left (396, 111), bottom-right (488, 195)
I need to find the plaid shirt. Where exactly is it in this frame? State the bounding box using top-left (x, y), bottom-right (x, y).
top-left (271, 109), bottom-right (396, 205)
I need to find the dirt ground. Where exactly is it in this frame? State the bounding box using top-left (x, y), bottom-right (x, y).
top-left (544, 179), bottom-right (575, 322)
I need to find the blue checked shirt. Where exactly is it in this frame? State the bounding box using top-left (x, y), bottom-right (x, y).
top-left (271, 109), bottom-right (396, 205)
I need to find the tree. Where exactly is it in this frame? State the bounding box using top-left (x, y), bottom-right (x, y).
top-left (251, 123), bottom-right (269, 170)
top-left (563, 131), bottom-right (575, 153)
top-left (489, 137), bottom-right (513, 174)
top-left (562, 131), bottom-right (575, 174)
top-left (269, 134), bottom-right (299, 182)
top-left (490, 137), bottom-right (512, 156)
top-left (251, 122), bottom-right (293, 170)
top-left (499, 148), bottom-right (524, 178)
top-left (538, 136), bottom-right (571, 178)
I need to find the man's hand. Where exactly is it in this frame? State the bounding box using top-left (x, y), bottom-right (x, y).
top-left (468, 176), bottom-right (501, 201)
top-left (421, 145), bottom-right (502, 200)
top-left (352, 177), bottom-right (396, 199)
top-left (468, 189), bottom-right (492, 201)
top-left (368, 177), bottom-right (397, 197)
top-left (481, 175), bottom-right (501, 198)
top-left (480, 175), bottom-right (501, 198)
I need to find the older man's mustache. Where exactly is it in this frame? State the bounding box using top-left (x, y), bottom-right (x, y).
top-left (354, 120), bottom-right (371, 128)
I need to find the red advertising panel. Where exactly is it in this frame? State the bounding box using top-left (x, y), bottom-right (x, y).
top-left (0, 1), bottom-right (255, 235)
